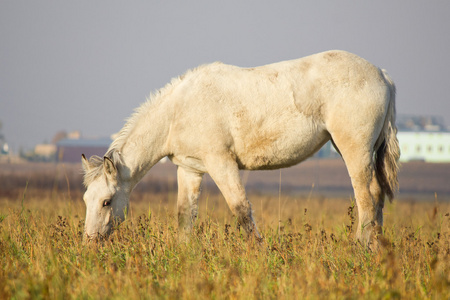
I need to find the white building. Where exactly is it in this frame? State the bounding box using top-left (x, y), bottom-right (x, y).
top-left (397, 131), bottom-right (450, 162)
top-left (396, 115), bottom-right (450, 163)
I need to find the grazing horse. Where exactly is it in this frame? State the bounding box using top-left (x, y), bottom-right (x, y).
top-left (81, 50), bottom-right (400, 246)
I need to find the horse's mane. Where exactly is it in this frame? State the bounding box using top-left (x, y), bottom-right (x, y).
top-left (82, 67), bottom-right (201, 187)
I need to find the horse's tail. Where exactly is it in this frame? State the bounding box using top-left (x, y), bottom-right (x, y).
top-left (374, 69), bottom-right (400, 202)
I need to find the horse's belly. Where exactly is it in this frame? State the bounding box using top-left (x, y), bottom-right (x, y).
top-left (234, 125), bottom-right (330, 170)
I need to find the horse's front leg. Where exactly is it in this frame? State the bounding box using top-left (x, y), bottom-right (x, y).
top-left (177, 167), bottom-right (203, 238)
top-left (203, 153), bottom-right (261, 240)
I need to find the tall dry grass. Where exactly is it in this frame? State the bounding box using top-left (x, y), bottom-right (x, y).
top-left (0, 181), bottom-right (449, 299)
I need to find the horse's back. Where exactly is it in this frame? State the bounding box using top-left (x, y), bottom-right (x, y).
top-left (183, 50), bottom-right (387, 119)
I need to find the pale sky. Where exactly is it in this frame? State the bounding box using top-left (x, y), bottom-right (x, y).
top-left (1, 1), bottom-right (449, 151)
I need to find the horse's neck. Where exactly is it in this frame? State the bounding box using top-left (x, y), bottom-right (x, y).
top-left (117, 101), bottom-right (171, 188)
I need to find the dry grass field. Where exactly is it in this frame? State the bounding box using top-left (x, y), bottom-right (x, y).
top-left (0, 161), bottom-right (449, 299)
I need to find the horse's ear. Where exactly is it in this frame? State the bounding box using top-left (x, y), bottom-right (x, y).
top-left (81, 154), bottom-right (90, 173)
top-left (103, 156), bottom-right (117, 178)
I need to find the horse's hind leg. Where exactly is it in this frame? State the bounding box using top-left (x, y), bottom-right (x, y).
top-left (177, 167), bottom-right (203, 237)
top-left (349, 158), bottom-right (378, 245)
top-left (203, 154), bottom-right (261, 239)
top-left (332, 137), bottom-right (381, 246)
top-left (370, 168), bottom-right (385, 229)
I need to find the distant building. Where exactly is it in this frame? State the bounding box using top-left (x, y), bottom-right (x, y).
top-left (397, 131), bottom-right (450, 163)
top-left (0, 133), bottom-right (8, 155)
top-left (397, 115), bottom-right (449, 132)
top-left (0, 142), bottom-right (8, 155)
top-left (397, 115), bottom-right (450, 163)
top-left (56, 137), bottom-right (112, 163)
top-left (34, 144), bottom-right (57, 161)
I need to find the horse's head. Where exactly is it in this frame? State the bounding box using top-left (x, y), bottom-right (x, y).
top-left (81, 154), bottom-right (130, 241)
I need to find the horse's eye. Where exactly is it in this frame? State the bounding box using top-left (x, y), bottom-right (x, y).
top-left (103, 199), bottom-right (112, 207)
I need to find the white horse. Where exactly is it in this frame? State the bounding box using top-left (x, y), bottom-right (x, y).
top-left (81, 50), bottom-right (400, 246)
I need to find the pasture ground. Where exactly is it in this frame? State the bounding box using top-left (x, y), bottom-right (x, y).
top-left (0, 161), bottom-right (449, 299)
